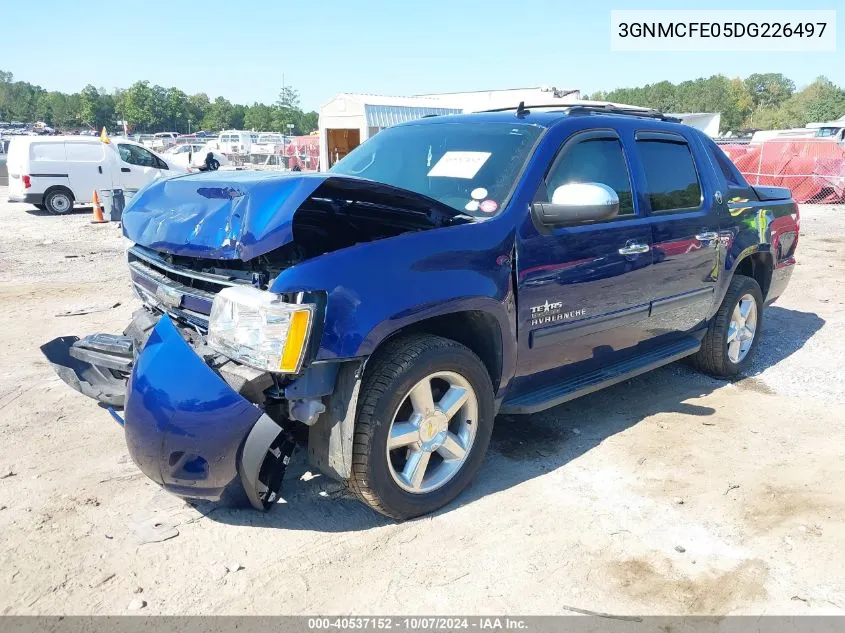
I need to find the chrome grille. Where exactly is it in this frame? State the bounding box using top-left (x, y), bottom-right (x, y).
top-left (128, 245), bottom-right (250, 330)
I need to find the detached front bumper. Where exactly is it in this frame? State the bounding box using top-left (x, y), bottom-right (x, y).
top-left (124, 315), bottom-right (266, 502)
top-left (44, 312), bottom-right (294, 508)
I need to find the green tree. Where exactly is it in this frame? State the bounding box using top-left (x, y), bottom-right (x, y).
top-left (743, 73), bottom-right (795, 109)
top-left (272, 106), bottom-right (298, 134)
top-left (799, 76), bottom-right (845, 124)
top-left (164, 87), bottom-right (190, 132)
top-left (298, 110), bottom-right (318, 134)
top-left (187, 93), bottom-right (210, 131)
top-left (277, 86), bottom-right (300, 110)
top-left (725, 78), bottom-right (754, 131)
top-left (244, 103), bottom-right (275, 130)
top-left (273, 85), bottom-right (302, 133)
top-left (0, 80), bottom-right (43, 122)
top-left (230, 104), bottom-right (246, 129)
top-left (201, 96), bottom-right (235, 131)
top-left (78, 84), bottom-right (114, 130)
top-left (118, 80), bottom-right (158, 131)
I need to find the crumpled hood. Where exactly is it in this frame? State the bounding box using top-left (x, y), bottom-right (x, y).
top-left (122, 171), bottom-right (462, 261)
top-left (122, 171), bottom-right (331, 261)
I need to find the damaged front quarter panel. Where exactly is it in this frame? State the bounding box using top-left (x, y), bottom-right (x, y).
top-left (270, 212), bottom-right (518, 385)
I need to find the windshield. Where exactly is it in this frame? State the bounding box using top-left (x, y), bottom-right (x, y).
top-left (330, 121), bottom-right (543, 217)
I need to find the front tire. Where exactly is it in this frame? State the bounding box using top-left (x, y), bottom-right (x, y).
top-left (691, 274), bottom-right (763, 377)
top-left (350, 334), bottom-right (494, 520)
top-left (44, 188), bottom-right (74, 215)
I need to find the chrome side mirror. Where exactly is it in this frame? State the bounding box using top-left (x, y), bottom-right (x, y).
top-left (533, 182), bottom-right (620, 225)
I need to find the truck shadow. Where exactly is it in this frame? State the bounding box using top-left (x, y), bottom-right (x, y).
top-left (205, 306), bottom-right (824, 532)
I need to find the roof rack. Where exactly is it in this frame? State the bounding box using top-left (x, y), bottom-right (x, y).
top-left (480, 102), bottom-right (680, 123)
top-left (566, 104), bottom-right (680, 123)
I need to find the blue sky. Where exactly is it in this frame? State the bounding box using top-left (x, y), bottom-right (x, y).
top-left (1, 0), bottom-right (841, 110)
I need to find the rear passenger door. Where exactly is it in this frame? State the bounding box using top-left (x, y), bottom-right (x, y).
top-left (634, 130), bottom-right (721, 333)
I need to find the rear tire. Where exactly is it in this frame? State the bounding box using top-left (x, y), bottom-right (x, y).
top-left (691, 275), bottom-right (763, 377)
top-left (44, 188), bottom-right (74, 215)
top-left (349, 334), bottom-right (494, 520)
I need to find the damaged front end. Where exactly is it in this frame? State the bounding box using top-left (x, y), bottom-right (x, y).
top-left (42, 171), bottom-right (465, 509)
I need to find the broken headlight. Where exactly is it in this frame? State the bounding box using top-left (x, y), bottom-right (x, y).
top-left (208, 286), bottom-right (314, 374)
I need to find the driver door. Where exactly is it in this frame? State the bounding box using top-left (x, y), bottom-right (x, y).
top-left (512, 128), bottom-right (655, 393)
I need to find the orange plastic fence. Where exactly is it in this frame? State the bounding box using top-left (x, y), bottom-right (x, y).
top-left (722, 138), bottom-right (845, 203)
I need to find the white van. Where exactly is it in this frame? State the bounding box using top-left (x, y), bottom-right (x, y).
top-left (208, 130), bottom-right (254, 155)
top-left (6, 136), bottom-right (188, 214)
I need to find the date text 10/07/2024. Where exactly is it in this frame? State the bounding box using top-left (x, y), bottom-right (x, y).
top-left (307, 617), bottom-right (528, 630)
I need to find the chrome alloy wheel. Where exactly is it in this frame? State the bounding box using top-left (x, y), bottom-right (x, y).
top-left (386, 371), bottom-right (478, 494)
top-left (727, 293), bottom-right (758, 363)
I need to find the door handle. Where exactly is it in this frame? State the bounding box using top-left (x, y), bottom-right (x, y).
top-left (98, 165), bottom-right (103, 174)
top-left (121, 167), bottom-right (131, 172)
top-left (618, 243), bottom-right (650, 256)
top-left (695, 231), bottom-right (719, 243)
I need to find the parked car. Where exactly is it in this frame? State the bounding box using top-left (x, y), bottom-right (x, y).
top-left (164, 143), bottom-right (229, 170)
top-left (6, 135), bottom-right (188, 213)
top-left (150, 132), bottom-right (179, 151)
top-left (44, 105), bottom-right (798, 519)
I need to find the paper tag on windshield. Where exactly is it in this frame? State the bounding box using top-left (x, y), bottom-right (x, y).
top-left (427, 151), bottom-right (491, 179)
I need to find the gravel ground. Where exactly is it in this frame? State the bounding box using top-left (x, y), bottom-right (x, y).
top-left (0, 189), bottom-right (843, 616)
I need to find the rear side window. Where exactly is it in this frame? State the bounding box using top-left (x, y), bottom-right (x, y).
top-left (636, 139), bottom-right (702, 212)
top-left (544, 136), bottom-right (635, 216)
top-left (31, 143), bottom-right (65, 162)
top-left (703, 137), bottom-right (749, 189)
top-left (66, 143), bottom-right (105, 162)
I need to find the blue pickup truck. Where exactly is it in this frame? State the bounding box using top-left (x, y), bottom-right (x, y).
top-left (44, 104), bottom-right (799, 520)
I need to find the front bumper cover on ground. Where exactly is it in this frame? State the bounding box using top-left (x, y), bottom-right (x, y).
top-left (44, 314), bottom-right (293, 507)
top-left (124, 315), bottom-right (281, 503)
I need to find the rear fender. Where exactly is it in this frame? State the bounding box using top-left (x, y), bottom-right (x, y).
top-left (717, 196), bottom-right (797, 309)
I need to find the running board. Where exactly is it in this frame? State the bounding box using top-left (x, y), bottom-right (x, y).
top-left (500, 337), bottom-right (701, 415)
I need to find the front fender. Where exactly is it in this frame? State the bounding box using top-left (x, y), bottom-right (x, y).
top-left (270, 218), bottom-right (516, 366)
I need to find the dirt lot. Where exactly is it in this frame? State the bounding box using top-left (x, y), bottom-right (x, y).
top-left (0, 188), bottom-right (843, 616)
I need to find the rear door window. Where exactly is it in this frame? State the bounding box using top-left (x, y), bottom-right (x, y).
top-left (635, 136), bottom-right (702, 212)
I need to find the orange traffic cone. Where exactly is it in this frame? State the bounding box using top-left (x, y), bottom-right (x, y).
top-left (91, 190), bottom-right (107, 224)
